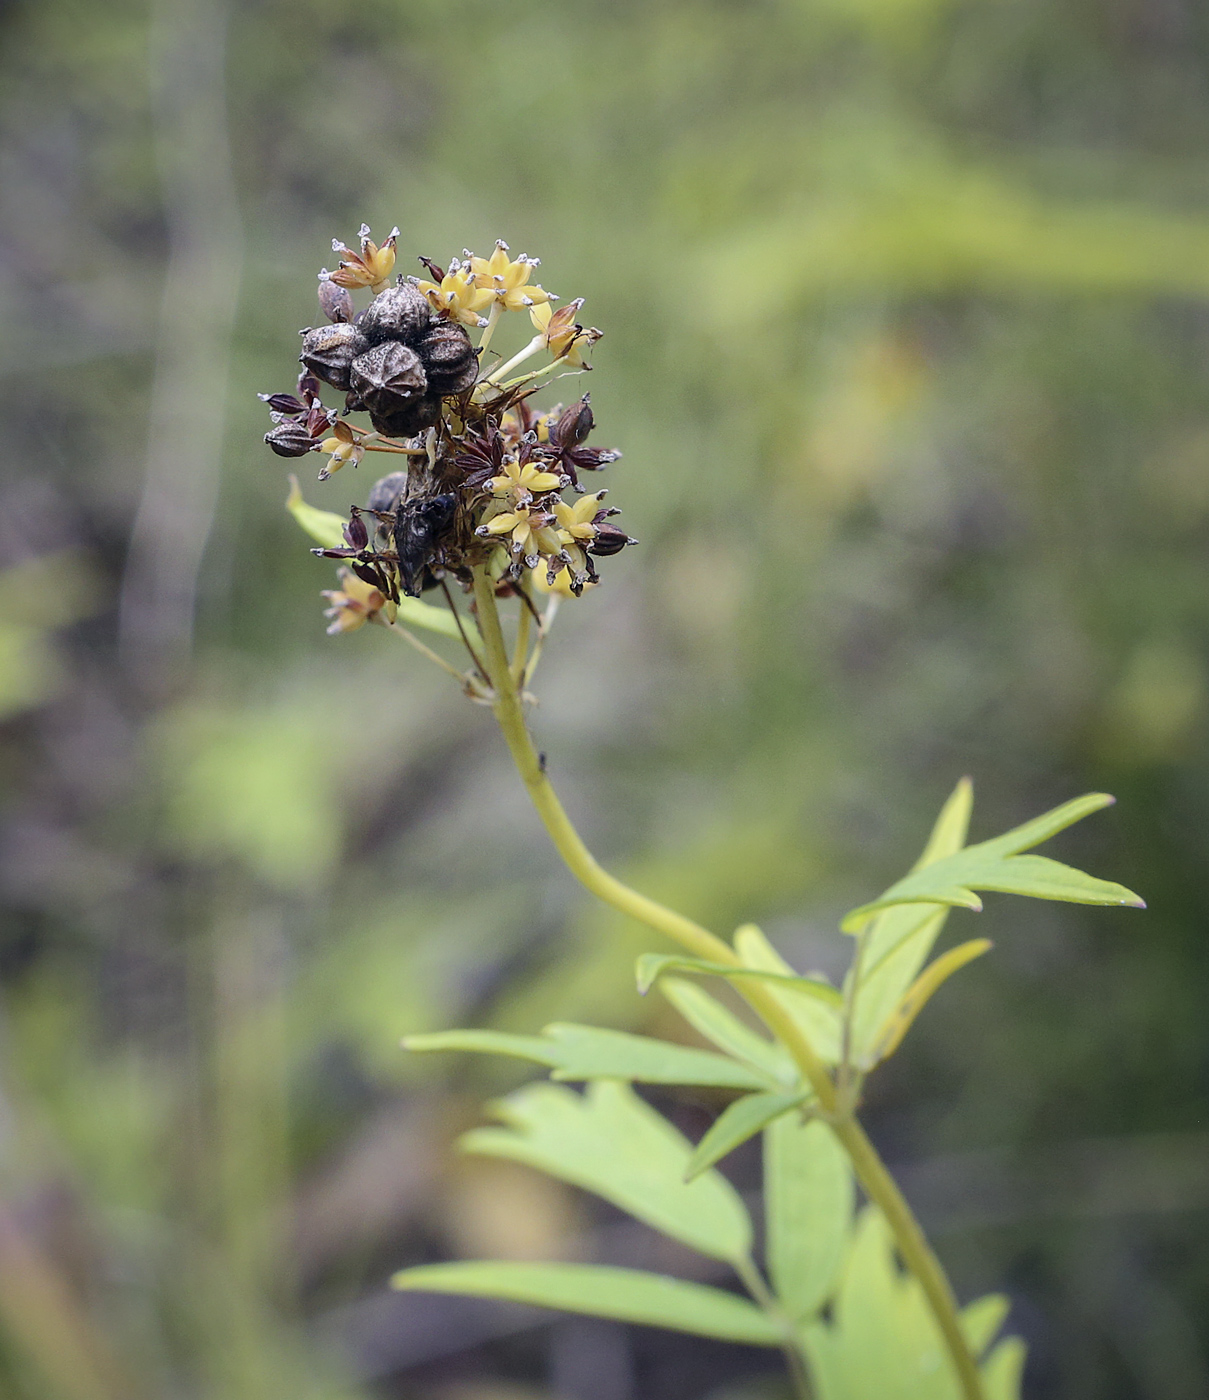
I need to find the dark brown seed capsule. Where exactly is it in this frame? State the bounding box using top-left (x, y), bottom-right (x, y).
top-left (369, 394), bottom-right (442, 440)
top-left (258, 391), bottom-right (306, 416)
top-left (318, 278), bottom-right (355, 324)
top-left (358, 283), bottom-right (434, 345)
top-left (416, 321), bottom-right (478, 394)
top-left (587, 522), bottom-right (636, 556)
top-left (299, 322), bottom-right (365, 392)
top-left (264, 420), bottom-right (316, 457)
top-left (344, 511), bottom-right (369, 550)
top-left (394, 492), bottom-right (458, 597)
top-left (553, 394), bottom-right (594, 448)
top-left (350, 341), bottom-right (428, 412)
top-left (366, 470), bottom-right (408, 514)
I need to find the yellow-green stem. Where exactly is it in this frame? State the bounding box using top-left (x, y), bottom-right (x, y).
top-left (469, 567), bottom-right (984, 1400)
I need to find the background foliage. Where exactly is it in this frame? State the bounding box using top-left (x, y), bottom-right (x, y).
top-left (1, 0), bottom-right (1208, 1396)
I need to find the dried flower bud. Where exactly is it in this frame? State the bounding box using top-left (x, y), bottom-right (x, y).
top-left (587, 522), bottom-right (636, 556)
top-left (259, 391), bottom-right (307, 416)
top-left (553, 395), bottom-right (594, 449)
top-left (358, 283), bottom-right (434, 346)
top-left (366, 471), bottom-right (408, 514)
top-left (318, 277), bottom-right (355, 324)
top-left (415, 320), bottom-right (479, 395)
top-left (344, 510), bottom-right (370, 550)
top-left (264, 420), bottom-right (316, 457)
top-left (300, 322), bottom-right (365, 392)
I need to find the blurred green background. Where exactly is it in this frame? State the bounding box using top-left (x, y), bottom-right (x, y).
top-left (1, 0), bottom-right (1207, 1396)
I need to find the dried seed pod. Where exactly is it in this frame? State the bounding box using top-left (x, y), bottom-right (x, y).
top-left (264, 420), bottom-right (316, 457)
top-left (553, 394), bottom-right (594, 448)
top-left (344, 510), bottom-right (370, 550)
top-left (366, 470), bottom-right (408, 514)
top-left (358, 283), bottom-right (434, 345)
top-left (587, 521), bottom-right (636, 556)
top-left (393, 492), bottom-right (459, 597)
top-left (300, 322), bottom-right (365, 391)
top-left (416, 321), bottom-right (478, 395)
top-left (350, 341), bottom-right (428, 410)
top-left (318, 277), bottom-right (355, 324)
top-left (369, 394), bottom-right (442, 440)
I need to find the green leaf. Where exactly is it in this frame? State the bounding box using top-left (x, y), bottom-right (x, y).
top-left (732, 924), bottom-right (842, 1064)
top-left (798, 1208), bottom-right (1026, 1400)
top-left (765, 1115), bottom-right (854, 1321)
top-left (684, 1090), bottom-right (812, 1182)
top-left (865, 938), bottom-right (993, 1067)
top-left (461, 1080), bottom-right (754, 1264)
top-left (636, 952), bottom-right (843, 1007)
top-left (391, 1262), bottom-right (784, 1346)
top-left (286, 476), bottom-right (479, 645)
top-left (842, 792), bottom-right (1144, 933)
top-left (960, 1293), bottom-right (1010, 1359)
top-left (658, 978), bottom-right (799, 1086)
top-left (403, 1024), bottom-right (771, 1090)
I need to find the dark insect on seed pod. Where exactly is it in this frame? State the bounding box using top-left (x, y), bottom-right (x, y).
top-left (369, 395), bottom-right (442, 440)
top-left (299, 322), bottom-right (365, 392)
top-left (358, 283), bottom-right (434, 346)
top-left (415, 321), bottom-right (478, 395)
top-left (264, 420), bottom-right (316, 457)
top-left (318, 277), bottom-right (355, 324)
top-left (366, 470), bottom-right (408, 514)
top-left (394, 492), bottom-right (459, 597)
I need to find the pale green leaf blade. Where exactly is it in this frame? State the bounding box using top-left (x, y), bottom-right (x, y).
top-left (765, 1115), bottom-right (854, 1320)
top-left (403, 1024), bottom-right (771, 1090)
top-left (286, 476), bottom-right (346, 548)
top-left (543, 1024), bottom-right (772, 1089)
top-left (915, 777), bottom-right (974, 869)
top-left (391, 1262), bottom-right (783, 1346)
top-left (462, 1080), bottom-right (753, 1264)
top-left (981, 1336), bottom-right (1027, 1400)
top-left (960, 1293), bottom-right (1010, 1359)
top-left (732, 925), bottom-right (843, 1063)
top-left (868, 938), bottom-right (992, 1066)
top-left (850, 907), bottom-right (950, 1068)
top-left (659, 978), bottom-right (798, 1086)
top-left (981, 792), bottom-right (1116, 858)
top-left (635, 953), bottom-right (842, 1007)
top-left (961, 853), bottom-right (1143, 907)
top-left (685, 1090), bottom-right (812, 1182)
top-left (394, 594), bottom-right (480, 643)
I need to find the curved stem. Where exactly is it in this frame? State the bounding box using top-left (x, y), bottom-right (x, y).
top-left (469, 567), bottom-right (985, 1400)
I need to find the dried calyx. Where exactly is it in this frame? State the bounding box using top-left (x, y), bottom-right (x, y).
top-left (261, 229), bottom-right (632, 619)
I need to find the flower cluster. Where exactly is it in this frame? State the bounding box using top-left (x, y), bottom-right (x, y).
top-left (260, 228), bottom-right (632, 618)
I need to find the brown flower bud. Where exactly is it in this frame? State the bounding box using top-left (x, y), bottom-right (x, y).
top-left (416, 321), bottom-right (478, 395)
top-left (366, 471), bottom-right (408, 514)
top-left (358, 283), bottom-right (433, 346)
top-left (318, 277), bottom-right (355, 324)
top-left (300, 322), bottom-right (365, 392)
top-left (264, 420), bottom-right (316, 457)
top-left (553, 395), bottom-right (594, 449)
top-left (344, 510), bottom-right (370, 550)
top-left (259, 391), bottom-right (306, 416)
top-left (587, 522), bottom-right (636, 556)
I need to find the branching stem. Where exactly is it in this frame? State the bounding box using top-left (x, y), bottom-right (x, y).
top-left (468, 567), bottom-right (985, 1400)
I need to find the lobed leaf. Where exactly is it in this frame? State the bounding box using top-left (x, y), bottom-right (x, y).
top-left (658, 977), bottom-right (799, 1086)
top-left (732, 924), bottom-right (842, 1064)
top-left (461, 1080), bottom-right (754, 1264)
top-left (636, 952), bottom-right (842, 1007)
top-left (842, 791), bottom-right (1144, 933)
top-left (765, 1115), bottom-right (854, 1321)
top-left (685, 1089), bottom-right (813, 1182)
top-left (391, 1262), bottom-right (784, 1346)
top-left (403, 1023), bottom-right (770, 1090)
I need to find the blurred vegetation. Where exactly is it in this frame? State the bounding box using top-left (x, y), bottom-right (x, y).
top-left (1, 0), bottom-right (1208, 1395)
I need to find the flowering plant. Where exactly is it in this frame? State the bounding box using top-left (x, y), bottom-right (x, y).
top-left (263, 230), bottom-right (1144, 1400)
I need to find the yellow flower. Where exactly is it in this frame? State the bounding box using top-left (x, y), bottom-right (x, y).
top-left (470, 240), bottom-right (553, 312)
top-left (532, 565), bottom-right (595, 599)
top-left (317, 421), bottom-right (363, 481)
top-left (478, 505), bottom-right (561, 564)
top-left (416, 260), bottom-right (494, 328)
top-left (321, 568), bottom-right (395, 634)
top-left (324, 225), bottom-right (399, 292)
top-left (489, 457), bottom-right (564, 503)
top-left (530, 298), bottom-right (601, 367)
top-left (553, 492), bottom-right (603, 545)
